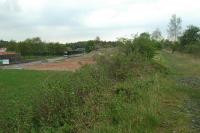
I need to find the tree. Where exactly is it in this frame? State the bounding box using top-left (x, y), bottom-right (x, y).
top-left (117, 37), bottom-right (131, 45)
top-left (85, 41), bottom-right (95, 53)
top-left (95, 36), bottom-right (100, 42)
top-left (167, 14), bottom-right (182, 41)
top-left (140, 32), bottom-right (151, 40)
top-left (180, 25), bottom-right (200, 47)
top-left (152, 28), bottom-right (162, 41)
top-left (24, 37), bottom-right (42, 44)
top-left (118, 33), bottom-right (156, 59)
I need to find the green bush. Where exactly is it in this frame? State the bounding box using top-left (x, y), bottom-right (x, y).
top-left (32, 86), bottom-right (77, 132)
top-left (177, 25), bottom-right (200, 56)
top-left (184, 43), bottom-right (200, 56)
top-left (162, 40), bottom-right (174, 50)
top-left (180, 25), bottom-right (200, 47)
top-left (85, 41), bottom-right (96, 53)
top-left (29, 66), bottom-right (113, 132)
top-left (96, 52), bottom-right (132, 81)
top-left (119, 33), bottom-right (157, 59)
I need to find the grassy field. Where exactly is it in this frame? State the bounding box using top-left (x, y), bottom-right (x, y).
top-left (0, 50), bottom-right (200, 132)
top-left (0, 70), bottom-right (70, 131)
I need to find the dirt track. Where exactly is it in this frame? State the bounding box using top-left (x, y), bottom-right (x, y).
top-left (0, 54), bottom-right (95, 71)
top-left (0, 49), bottom-right (114, 71)
top-left (25, 56), bottom-right (95, 71)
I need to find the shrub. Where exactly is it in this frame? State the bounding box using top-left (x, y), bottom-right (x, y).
top-left (32, 83), bottom-right (77, 132)
top-left (85, 41), bottom-right (96, 53)
top-left (119, 33), bottom-right (157, 59)
top-left (177, 25), bottom-right (200, 56)
top-left (180, 25), bottom-right (200, 47)
top-left (30, 66), bottom-right (113, 132)
top-left (96, 52), bottom-right (133, 81)
top-left (162, 40), bottom-right (174, 50)
top-left (184, 43), bottom-right (200, 56)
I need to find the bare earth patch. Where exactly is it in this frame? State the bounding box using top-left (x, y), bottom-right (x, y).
top-left (24, 56), bottom-right (95, 71)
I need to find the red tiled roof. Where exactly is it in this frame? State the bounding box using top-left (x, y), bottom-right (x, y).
top-left (0, 52), bottom-right (17, 56)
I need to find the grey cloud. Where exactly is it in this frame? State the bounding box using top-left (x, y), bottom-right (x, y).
top-left (1, 0), bottom-right (21, 12)
top-left (38, 9), bottom-right (86, 27)
top-left (0, 0), bottom-right (200, 42)
top-left (0, 0), bottom-right (22, 28)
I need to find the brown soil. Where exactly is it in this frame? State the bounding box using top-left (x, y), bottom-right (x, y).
top-left (24, 57), bottom-right (95, 71)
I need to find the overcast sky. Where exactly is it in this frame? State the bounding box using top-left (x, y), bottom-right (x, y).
top-left (0, 0), bottom-right (199, 42)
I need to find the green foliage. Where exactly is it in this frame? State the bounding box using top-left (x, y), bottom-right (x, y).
top-left (96, 52), bottom-right (132, 81)
top-left (67, 40), bottom-right (117, 54)
top-left (7, 39), bottom-right (67, 56)
top-left (183, 43), bottom-right (200, 56)
top-left (32, 84), bottom-right (77, 132)
top-left (162, 39), bottom-right (173, 50)
top-left (180, 25), bottom-right (200, 47)
top-left (140, 32), bottom-right (151, 39)
top-left (3, 38), bottom-right (117, 57)
top-left (119, 33), bottom-right (157, 59)
top-left (133, 36), bottom-right (156, 59)
top-left (174, 25), bottom-right (200, 56)
top-left (85, 41), bottom-right (96, 53)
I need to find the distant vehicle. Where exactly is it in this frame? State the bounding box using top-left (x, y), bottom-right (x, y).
top-left (64, 48), bottom-right (85, 57)
top-left (64, 52), bottom-right (68, 57)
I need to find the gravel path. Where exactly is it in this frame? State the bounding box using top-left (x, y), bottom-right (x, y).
top-left (178, 76), bottom-right (200, 132)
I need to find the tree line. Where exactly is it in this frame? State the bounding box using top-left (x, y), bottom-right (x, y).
top-left (0, 37), bottom-right (117, 56)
